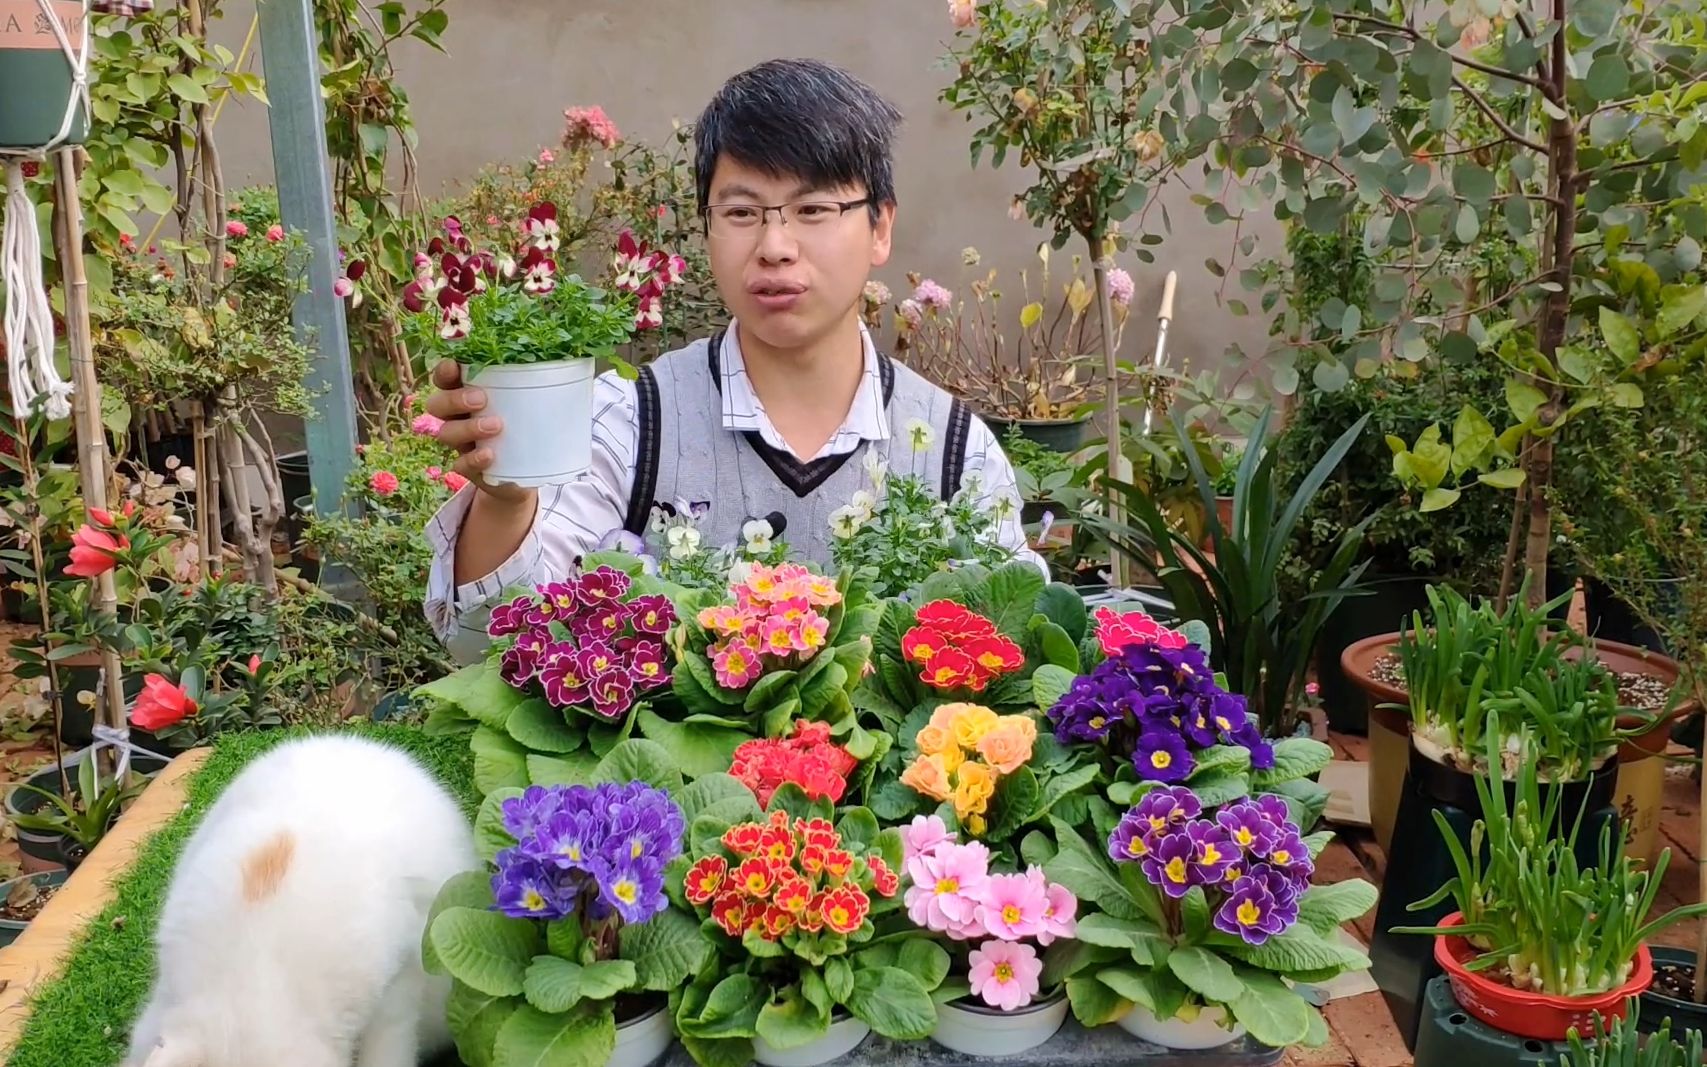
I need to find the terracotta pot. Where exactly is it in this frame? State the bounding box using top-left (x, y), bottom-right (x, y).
top-left (1433, 912), bottom-right (1651, 1041)
top-left (1342, 631), bottom-right (1695, 860)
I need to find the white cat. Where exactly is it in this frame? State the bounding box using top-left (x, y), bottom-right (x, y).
top-left (124, 733), bottom-right (478, 1067)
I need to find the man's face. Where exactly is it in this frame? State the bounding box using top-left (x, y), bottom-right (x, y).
top-left (704, 157), bottom-right (894, 352)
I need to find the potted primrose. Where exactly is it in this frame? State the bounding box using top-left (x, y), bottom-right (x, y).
top-left (400, 209), bottom-right (686, 488)
top-left (422, 740), bottom-right (714, 1067)
top-left (1392, 730), bottom-right (1707, 1050)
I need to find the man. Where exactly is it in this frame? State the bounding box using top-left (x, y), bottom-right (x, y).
top-left (423, 58), bottom-right (1046, 659)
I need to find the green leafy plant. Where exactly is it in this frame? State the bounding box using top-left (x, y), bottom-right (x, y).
top-left (9, 756), bottom-right (151, 863)
top-left (422, 739), bottom-right (712, 1067)
top-left (827, 446), bottom-right (1017, 600)
top-left (1562, 999), bottom-right (1705, 1067)
top-left (1037, 799), bottom-right (1375, 1047)
top-left (1091, 407), bottom-right (1372, 737)
top-left (1396, 729), bottom-right (1707, 997)
top-left (671, 785), bottom-right (943, 1064)
top-left (1396, 580), bottom-right (1636, 779)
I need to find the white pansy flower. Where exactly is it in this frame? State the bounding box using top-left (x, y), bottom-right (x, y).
top-left (862, 450), bottom-right (888, 490)
top-left (991, 491), bottom-right (1019, 522)
top-left (849, 490), bottom-right (876, 520)
top-left (829, 506), bottom-right (866, 540)
top-left (726, 560), bottom-right (754, 587)
top-left (666, 525), bottom-right (701, 559)
top-left (742, 518), bottom-right (774, 555)
top-left (905, 418), bottom-right (935, 452)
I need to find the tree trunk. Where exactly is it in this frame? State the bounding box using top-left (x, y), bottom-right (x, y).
top-left (1088, 230), bottom-right (1127, 589)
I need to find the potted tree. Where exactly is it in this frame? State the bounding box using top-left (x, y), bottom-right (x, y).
top-left (399, 210), bottom-right (686, 488)
top-left (1392, 730), bottom-right (1707, 1051)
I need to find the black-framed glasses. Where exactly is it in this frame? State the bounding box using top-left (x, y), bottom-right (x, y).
top-left (701, 198), bottom-right (871, 238)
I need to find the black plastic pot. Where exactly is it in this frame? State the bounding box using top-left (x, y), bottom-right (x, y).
top-left (1314, 572), bottom-right (1437, 735)
top-left (1581, 576), bottom-right (1680, 656)
top-left (51, 659), bottom-right (145, 748)
top-left (1412, 976), bottom-right (1570, 1067)
top-left (1637, 946), bottom-right (1707, 1036)
top-left (1369, 742), bottom-right (1621, 1051)
top-left (981, 414), bottom-right (1095, 454)
top-left (0, 869), bottom-right (70, 949)
top-left (6, 748), bottom-right (171, 872)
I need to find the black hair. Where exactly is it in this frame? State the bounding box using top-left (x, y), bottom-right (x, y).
top-left (693, 58), bottom-right (903, 221)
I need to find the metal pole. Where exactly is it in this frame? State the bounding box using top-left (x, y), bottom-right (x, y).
top-left (52, 147), bottom-right (126, 769)
top-left (255, 0), bottom-right (358, 518)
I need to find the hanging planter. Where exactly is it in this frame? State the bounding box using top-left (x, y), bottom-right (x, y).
top-left (0, 0), bottom-right (89, 150)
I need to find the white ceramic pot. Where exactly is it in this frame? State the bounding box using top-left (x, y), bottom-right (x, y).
top-left (1115, 1002), bottom-right (1244, 1049)
top-left (609, 1002), bottom-right (674, 1067)
top-left (752, 1013), bottom-right (870, 1067)
top-left (930, 990), bottom-right (1069, 1056)
top-left (467, 358), bottom-right (596, 488)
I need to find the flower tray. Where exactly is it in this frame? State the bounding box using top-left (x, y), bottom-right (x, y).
top-left (1433, 912), bottom-right (1652, 1041)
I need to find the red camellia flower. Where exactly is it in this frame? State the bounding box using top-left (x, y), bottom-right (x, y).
top-left (65, 523), bottom-right (128, 578)
top-left (131, 674), bottom-right (196, 730)
top-left (903, 601), bottom-right (1024, 692)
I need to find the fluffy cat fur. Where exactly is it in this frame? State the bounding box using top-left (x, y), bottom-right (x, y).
top-left (124, 734), bottom-right (477, 1067)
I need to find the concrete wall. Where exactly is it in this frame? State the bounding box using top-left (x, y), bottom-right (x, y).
top-left (211, 0), bottom-right (1282, 403)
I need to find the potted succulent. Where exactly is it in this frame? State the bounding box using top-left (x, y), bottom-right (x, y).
top-left (1040, 787), bottom-right (1377, 1049)
top-left (672, 788), bottom-right (944, 1066)
top-left (422, 740), bottom-right (712, 1067)
top-left (400, 210), bottom-right (685, 488)
top-left (1392, 731), bottom-right (1707, 1045)
top-left (897, 815), bottom-right (1079, 1055)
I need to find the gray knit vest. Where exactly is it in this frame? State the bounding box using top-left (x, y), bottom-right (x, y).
top-left (623, 328), bottom-right (973, 566)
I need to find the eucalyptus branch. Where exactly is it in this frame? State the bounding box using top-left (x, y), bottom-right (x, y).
top-left (1453, 75), bottom-right (1548, 153)
top-left (1333, 12), bottom-right (1556, 97)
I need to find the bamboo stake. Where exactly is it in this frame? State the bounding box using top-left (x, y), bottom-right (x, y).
top-left (52, 147), bottom-right (126, 775)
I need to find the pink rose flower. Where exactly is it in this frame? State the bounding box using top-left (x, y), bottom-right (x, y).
top-left (443, 471), bottom-right (469, 493)
top-left (369, 470), bottom-right (400, 496)
top-left (968, 941), bottom-right (1043, 1011)
top-left (225, 220), bottom-right (248, 238)
top-left (563, 105), bottom-right (620, 150)
top-left (412, 412), bottom-right (445, 436)
top-left (265, 224), bottom-right (284, 243)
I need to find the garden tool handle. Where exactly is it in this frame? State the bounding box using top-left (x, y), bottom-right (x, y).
top-left (1158, 270), bottom-right (1177, 324)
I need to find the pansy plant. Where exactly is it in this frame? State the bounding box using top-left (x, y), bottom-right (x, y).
top-left (422, 739), bottom-right (717, 1067)
top-left (658, 563), bottom-right (889, 785)
top-left (670, 783), bottom-right (948, 1065)
top-left (1044, 608), bottom-right (1335, 827)
top-left (1032, 787), bottom-right (1378, 1048)
top-left (412, 552), bottom-right (683, 796)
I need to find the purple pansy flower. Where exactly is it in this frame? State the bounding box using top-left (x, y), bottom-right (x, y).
top-left (492, 849), bottom-right (574, 920)
top-left (1214, 874), bottom-right (1289, 945)
top-left (1134, 728), bottom-right (1194, 782)
top-left (1216, 800), bottom-right (1281, 856)
top-left (1186, 821), bottom-right (1237, 885)
top-left (1107, 809), bottom-right (1156, 862)
top-left (1141, 830), bottom-right (1197, 898)
top-left (594, 854), bottom-right (666, 923)
top-left (1261, 829), bottom-right (1314, 880)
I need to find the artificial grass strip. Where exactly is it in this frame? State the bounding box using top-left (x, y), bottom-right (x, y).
top-left (7, 722), bottom-right (476, 1067)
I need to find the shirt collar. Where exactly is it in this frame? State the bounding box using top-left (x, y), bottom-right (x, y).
top-left (718, 318), bottom-right (891, 445)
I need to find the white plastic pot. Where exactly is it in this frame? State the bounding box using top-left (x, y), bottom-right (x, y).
top-left (609, 1002), bottom-right (674, 1067)
top-left (752, 1013), bottom-right (870, 1067)
top-left (930, 990), bottom-right (1069, 1056)
top-left (1115, 1002), bottom-right (1244, 1049)
top-left (467, 358), bottom-right (596, 488)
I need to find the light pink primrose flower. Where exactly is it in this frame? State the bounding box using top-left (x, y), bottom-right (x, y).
top-left (904, 841), bottom-right (990, 930)
top-left (901, 814), bottom-right (952, 865)
top-left (977, 871), bottom-right (1049, 940)
top-left (968, 940), bottom-right (1042, 1011)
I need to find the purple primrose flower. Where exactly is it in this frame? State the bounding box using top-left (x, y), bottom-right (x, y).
top-left (1214, 874), bottom-right (1290, 945)
top-left (1141, 830), bottom-right (1197, 898)
top-left (1134, 728), bottom-right (1194, 782)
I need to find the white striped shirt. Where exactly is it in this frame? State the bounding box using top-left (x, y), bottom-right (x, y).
top-left (423, 320), bottom-right (1046, 657)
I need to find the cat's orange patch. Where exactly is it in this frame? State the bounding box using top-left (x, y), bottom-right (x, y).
top-left (240, 830), bottom-right (296, 903)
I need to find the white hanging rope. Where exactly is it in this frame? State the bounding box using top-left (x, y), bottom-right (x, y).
top-left (1, 0), bottom-right (91, 422)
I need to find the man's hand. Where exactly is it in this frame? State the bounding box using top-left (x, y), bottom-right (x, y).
top-left (427, 360), bottom-right (532, 505)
